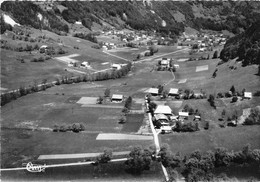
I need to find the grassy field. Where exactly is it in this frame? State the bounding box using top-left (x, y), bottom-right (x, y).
top-left (1, 160), bottom-right (163, 182)
top-left (1, 129), bottom-right (154, 167)
top-left (1, 31), bottom-right (260, 181)
top-left (160, 125), bottom-right (260, 156)
top-left (1, 28), bottom-right (131, 91)
top-left (0, 49), bottom-right (76, 91)
top-left (122, 114), bottom-right (144, 133)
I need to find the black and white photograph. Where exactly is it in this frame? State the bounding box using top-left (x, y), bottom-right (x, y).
top-left (0, 0), bottom-right (260, 181)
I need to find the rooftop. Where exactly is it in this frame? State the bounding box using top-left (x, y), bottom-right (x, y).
top-left (154, 105), bottom-right (172, 115)
top-left (169, 88), bottom-right (179, 95)
top-left (147, 88), bottom-right (159, 94)
top-left (111, 94), bottom-right (123, 100)
top-left (179, 112), bottom-right (189, 117)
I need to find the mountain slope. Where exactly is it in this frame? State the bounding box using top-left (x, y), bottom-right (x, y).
top-left (1, 1), bottom-right (260, 36)
top-left (220, 20), bottom-right (260, 66)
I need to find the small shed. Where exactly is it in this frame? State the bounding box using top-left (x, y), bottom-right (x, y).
top-left (111, 94), bottom-right (123, 102)
top-left (194, 115), bottom-right (201, 121)
top-left (80, 61), bottom-right (89, 68)
top-left (161, 59), bottom-right (169, 68)
top-left (111, 64), bottom-right (122, 70)
top-left (168, 88), bottom-right (179, 97)
top-left (154, 105), bottom-right (172, 115)
top-left (244, 92), bottom-right (252, 99)
top-left (173, 64), bottom-right (180, 69)
top-left (179, 112), bottom-right (189, 119)
top-left (147, 88), bottom-right (159, 96)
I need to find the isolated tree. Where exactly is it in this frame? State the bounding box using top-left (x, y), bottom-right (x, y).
top-left (162, 90), bottom-right (168, 99)
top-left (104, 88), bottom-right (110, 97)
top-left (124, 96), bottom-right (132, 110)
top-left (149, 45), bottom-right (158, 55)
top-left (96, 96), bottom-right (104, 104)
top-left (97, 148), bottom-right (113, 164)
top-left (148, 102), bottom-right (157, 114)
top-left (208, 94), bottom-right (216, 108)
top-left (157, 85), bottom-right (164, 95)
top-left (221, 109), bottom-right (226, 119)
top-left (204, 121), bottom-right (209, 130)
top-left (212, 50), bottom-right (218, 59)
top-left (95, 148), bottom-right (113, 174)
top-left (231, 96), bottom-right (238, 103)
top-left (230, 85), bottom-right (236, 95)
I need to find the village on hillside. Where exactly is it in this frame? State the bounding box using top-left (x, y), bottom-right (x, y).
top-left (1, 1), bottom-right (260, 182)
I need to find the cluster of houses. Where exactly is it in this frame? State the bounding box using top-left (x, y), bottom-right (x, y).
top-left (178, 32), bottom-right (227, 51)
top-left (99, 29), bottom-right (169, 50)
top-left (146, 101), bottom-right (200, 133)
top-left (146, 87), bottom-right (205, 99)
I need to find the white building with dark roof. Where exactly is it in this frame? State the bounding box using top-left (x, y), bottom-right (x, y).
top-left (147, 88), bottom-right (159, 96)
top-left (111, 94), bottom-right (123, 102)
top-left (168, 88), bottom-right (179, 97)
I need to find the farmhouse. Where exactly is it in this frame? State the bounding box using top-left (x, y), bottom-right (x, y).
top-left (111, 94), bottom-right (123, 103)
top-left (173, 64), bottom-right (180, 69)
top-left (161, 58), bottom-right (170, 68)
top-left (244, 92), bottom-right (252, 99)
top-left (147, 88), bottom-right (159, 96)
top-left (154, 105), bottom-right (172, 115)
top-left (111, 64), bottom-right (122, 70)
top-left (80, 61), bottom-right (89, 68)
top-left (39, 45), bottom-right (48, 53)
top-left (179, 112), bottom-right (189, 120)
top-left (168, 88), bottom-right (179, 97)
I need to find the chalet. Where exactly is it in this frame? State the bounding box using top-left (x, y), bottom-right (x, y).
top-left (75, 21), bottom-right (82, 25)
top-left (111, 94), bottom-right (123, 103)
top-left (179, 112), bottom-right (189, 120)
top-left (102, 45), bottom-right (108, 51)
top-left (147, 88), bottom-right (159, 96)
top-left (111, 64), bottom-right (122, 70)
top-left (173, 64), bottom-right (179, 69)
top-left (154, 105), bottom-right (172, 115)
top-left (154, 113), bottom-right (169, 122)
top-left (244, 92), bottom-right (252, 99)
top-left (80, 61), bottom-right (89, 68)
top-left (168, 88), bottom-right (179, 97)
top-left (193, 92), bottom-right (203, 99)
top-left (161, 58), bottom-right (170, 68)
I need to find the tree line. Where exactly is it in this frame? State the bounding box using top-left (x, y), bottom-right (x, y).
top-left (124, 144), bottom-right (260, 182)
top-left (1, 62), bottom-right (132, 106)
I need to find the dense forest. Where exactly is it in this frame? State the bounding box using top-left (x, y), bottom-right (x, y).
top-left (220, 20), bottom-right (260, 66)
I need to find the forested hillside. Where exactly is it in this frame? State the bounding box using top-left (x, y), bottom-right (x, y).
top-left (1, 1), bottom-right (260, 36)
top-left (220, 20), bottom-right (260, 66)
